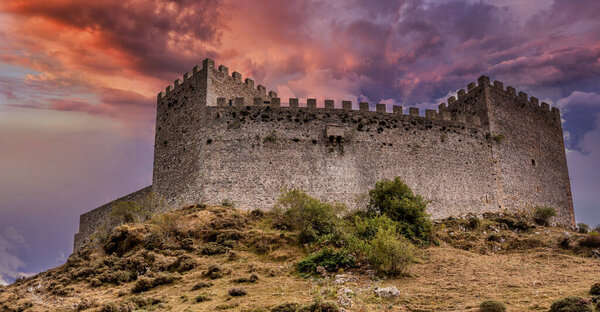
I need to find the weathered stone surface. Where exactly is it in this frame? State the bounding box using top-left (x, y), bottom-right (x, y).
top-left (374, 286), bottom-right (400, 298)
top-left (73, 62), bottom-right (574, 251)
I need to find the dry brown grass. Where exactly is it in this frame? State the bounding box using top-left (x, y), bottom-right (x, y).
top-left (1, 207), bottom-right (599, 312)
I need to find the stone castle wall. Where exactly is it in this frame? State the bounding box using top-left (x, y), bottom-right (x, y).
top-left (485, 81), bottom-right (574, 222)
top-left (73, 58), bottom-right (575, 251)
top-left (73, 186), bottom-right (151, 250)
top-left (191, 104), bottom-right (497, 217)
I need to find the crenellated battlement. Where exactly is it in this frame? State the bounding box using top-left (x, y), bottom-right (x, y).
top-left (158, 59), bottom-right (559, 131)
top-left (157, 58), bottom-right (278, 103)
top-left (443, 76), bottom-right (558, 116)
top-left (213, 96), bottom-right (481, 128)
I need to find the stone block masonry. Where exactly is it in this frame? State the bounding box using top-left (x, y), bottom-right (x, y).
top-left (73, 58), bottom-right (574, 251)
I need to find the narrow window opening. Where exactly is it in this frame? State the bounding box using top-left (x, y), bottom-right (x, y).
top-left (228, 99), bottom-right (233, 106)
top-left (531, 159), bottom-right (536, 166)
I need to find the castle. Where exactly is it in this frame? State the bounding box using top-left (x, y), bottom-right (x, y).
top-left (73, 58), bottom-right (574, 250)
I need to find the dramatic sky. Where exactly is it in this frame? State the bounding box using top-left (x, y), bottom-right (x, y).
top-left (1, 0), bottom-right (599, 284)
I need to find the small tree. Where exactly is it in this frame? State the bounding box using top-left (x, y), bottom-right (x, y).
top-left (533, 206), bottom-right (556, 226)
top-left (366, 228), bottom-right (415, 276)
top-left (577, 223), bottom-right (590, 234)
top-left (272, 189), bottom-right (346, 244)
top-left (367, 177), bottom-right (432, 243)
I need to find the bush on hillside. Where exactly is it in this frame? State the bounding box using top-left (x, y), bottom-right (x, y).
top-left (298, 300), bottom-right (339, 312)
top-left (271, 303), bottom-right (301, 312)
top-left (297, 248), bottom-right (354, 274)
top-left (590, 282), bottom-right (600, 296)
top-left (272, 190), bottom-right (346, 244)
top-left (577, 223), bottom-right (590, 234)
top-left (579, 232), bottom-right (600, 248)
top-left (479, 300), bottom-right (506, 312)
top-left (533, 206), bottom-right (556, 226)
top-left (549, 296), bottom-right (592, 312)
top-left (131, 273), bottom-right (178, 293)
top-left (367, 177), bottom-right (432, 243)
top-left (195, 293), bottom-right (211, 302)
top-left (352, 214), bottom-right (398, 241)
top-left (221, 198), bottom-right (234, 207)
top-left (102, 226), bottom-right (143, 256)
top-left (365, 228), bottom-right (415, 276)
top-left (228, 287), bottom-right (247, 296)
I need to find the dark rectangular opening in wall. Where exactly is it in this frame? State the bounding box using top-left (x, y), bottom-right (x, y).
top-left (531, 159), bottom-right (536, 166)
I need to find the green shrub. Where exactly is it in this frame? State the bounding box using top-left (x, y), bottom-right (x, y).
top-left (221, 199), bottom-right (234, 207)
top-left (352, 214), bottom-right (397, 241)
top-left (233, 274), bottom-right (258, 283)
top-left (590, 282), bottom-right (600, 296)
top-left (272, 190), bottom-right (346, 244)
top-left (202, 265), bottom-right (224, 280)
top-left (367, 177), bottom-right (432, 243)
top-left (579, 233), bottom-right (600, 248)
top-left (467, 217), bottom-right (481, 230)
top-left (131, 273), bottom-right (177, 293)
top-left (195, 293), bottom-right (211, 302)
top-left (297, 248), bottom-right (354, 274)
top-left (365, 228), bottom-right (415, 276)
top-left (549, 296), bottom-right (592, 312)
top-left (533, 206), bottom-right (556, 226)
top-left (479, 300), bottom-right (506, 312)
top-left (131, 277), bottom-right (154, 293)
top-left (191, 282), bottom-right (213, 290)
top-left (102, 225), bottom-right (142, 256)
top-left (493, 215), bottom-right (532, 232)
top-left (228, 287), bottom-right (247, 296)
top-left (486, 233), bottom-right (502, 242)
top-left (97, 270), bottom-right (136, 285)
top-left (271, 303), bottom-right (301, 312)
top-left (298, 300), bottom-right (339, 312)
top-left (200, 242), bottom-right (229, 255)
top-left (577, 223), bottom-right (590, 234)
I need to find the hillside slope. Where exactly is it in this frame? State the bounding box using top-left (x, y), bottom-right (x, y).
top-left (1, 204), bottom-right (599, 312)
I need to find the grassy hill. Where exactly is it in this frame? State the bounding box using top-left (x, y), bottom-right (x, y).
top-left (1, 201), bottom-right (600, 312)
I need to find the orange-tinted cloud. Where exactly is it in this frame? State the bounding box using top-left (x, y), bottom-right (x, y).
top-left (1, 0), bottom-right (600, 139)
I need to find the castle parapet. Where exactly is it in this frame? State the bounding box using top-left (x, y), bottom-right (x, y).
top-left (409, 107), bottom-right (419, 116)
top-left (325, 100), bottom-right (335, 109)
top-left (208, 95), bottom-right (490, 129)
top-left (161, 60), bottom-right (543, 130)
top-left (271, 98), bottom-right (281, 107)
top-left (232, 71), bottom-right (242, 81)
top-left (342, 100), bottom-right (352, 111)
top-left (218, 65), bottom-right (229, 75)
